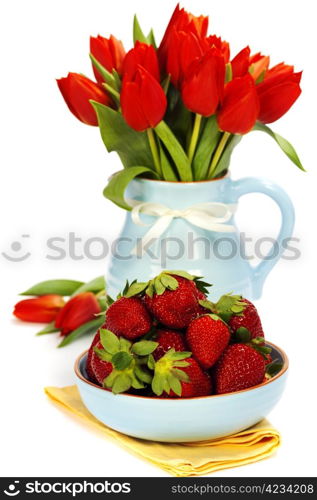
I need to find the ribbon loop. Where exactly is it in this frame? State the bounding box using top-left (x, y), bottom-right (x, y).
top-left (127, 199), bottom-right (237, 256)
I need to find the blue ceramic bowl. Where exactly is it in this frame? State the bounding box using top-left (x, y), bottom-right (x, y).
top-left (74, 342), bottom-right (288, 442)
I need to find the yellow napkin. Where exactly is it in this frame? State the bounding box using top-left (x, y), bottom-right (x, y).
top-left (45, 385), bottom-right (280, 477)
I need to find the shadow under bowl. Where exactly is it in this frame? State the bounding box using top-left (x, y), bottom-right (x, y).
top-left (74, 341), bottom-right (288, 442)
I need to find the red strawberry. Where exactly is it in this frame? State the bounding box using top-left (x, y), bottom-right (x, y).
top-left (229, 299), bottom-right (264, 340)
top-left (168, 358), bottom-right (212, 398)
top-left (213, 343), bottom-right (265, 394)
top-left (86, 331), bottom-right (101, 382)
top-left (105, 296), bottom-right (152, 339)
top-left (214, 294), bottom-right (264, 340)
top-left (144, 275), bottom-right (201, 329)
top-left (90, 340), bottom-right (113, 386)
top-left (153, 328), bottom-right (187, 360)
top-left (186, 314), bottom-right (230, 369)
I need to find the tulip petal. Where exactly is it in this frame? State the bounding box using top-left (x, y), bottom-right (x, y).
top-left (217, 75), bottom-right (260, 134)
top-left (231, 46), bottom-right (251, 78)
top-left (257, 81), bottom-right (301, 123)
top-left (14, 295), bottom-right (65, 323)
top-left (121, 80), bottom-right (149, 131)
top-left (140, 71), bottom-right (167, 128)
top-left (182, 49), bottom-right (225, 116)
top-left (57, 73), bottom-right (111, 126)
top-left (55, 292), bottom-right (101, 335)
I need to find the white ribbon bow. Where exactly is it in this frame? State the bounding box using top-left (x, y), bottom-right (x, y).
top-left (128, 199), bottom-right (237, 256)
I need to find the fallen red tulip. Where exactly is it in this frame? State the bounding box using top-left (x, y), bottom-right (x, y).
top-left (14, 295), bottom-right (65, 323)
top-left (55, 292), bottom-right (101, 336)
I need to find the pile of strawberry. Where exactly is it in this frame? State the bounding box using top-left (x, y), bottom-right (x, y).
top-left (86, 271), bottom-right (281, 397)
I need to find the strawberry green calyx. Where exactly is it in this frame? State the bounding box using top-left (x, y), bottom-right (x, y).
top-left (122, 270), bottom-right (212, 299)
top-left (94, 329), bottom-right (158, 394)
top-left (233, 328), bottom-right (272, 359)
top-left (265, 359), bottom-right (283, 379)
top-left (213, 293), bottom-right (247, 322)
top-left (151, 349), bottom-right (192, 396)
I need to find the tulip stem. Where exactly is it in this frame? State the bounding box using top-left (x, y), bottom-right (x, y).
top-left (187, 114), bottom-right (202, 164)
top-left (207, 132), bottom-right (231, 179)
top-left (147, 128), bottom-right (162, 178)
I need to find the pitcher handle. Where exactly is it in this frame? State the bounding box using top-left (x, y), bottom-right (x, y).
top-left (231, 177), bottom-right (295, 299)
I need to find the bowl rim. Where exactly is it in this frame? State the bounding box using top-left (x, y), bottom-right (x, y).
top-left (74, 340), bottom-right (289, 400)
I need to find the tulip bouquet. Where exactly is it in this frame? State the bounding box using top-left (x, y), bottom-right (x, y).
top-left (58, 4), bottom-right (304, 210)
top-left (13, 276), bottom-right (113, 347)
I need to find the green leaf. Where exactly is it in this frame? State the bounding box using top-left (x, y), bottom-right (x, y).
top-left (152, 373), bottom-right (165, 396)
top-left (20, 279), bottom-right (84, 296)
top-left (119, 337), bottom-right (132, 352)
top-left (71, 276), bottom-right (105, 296)
top-left (154, 277), bottom-right (165, 295)
top-left (89, 54), bottom-right (117, 88)
top-left (198, 299), bottom-right (215, 312)
top-left (210, 134), bottom-right (242, 179)
top-left (165, 87), bottom-right (192, 148)
top-left (236, 327), bottom-right (251, 342)
top-left (100, 328), bottom-right (120, 354)
top-left (135, 365), bottom-right (153, 383)
top-left (160, 274), bottom-right (179, 290)
top-left (133, 14), bottom-right (149, 44)
top-left (131, 376), bottom-right (145, 389)
top-left (112, 351), bottom-right (133, 370)
top-left (172, 368), bottom-right (189, 382)
top-left (253, 122), bottom-right (305, 171)
top-left (256, 345), bottom-right (272, 355)
top-left (91, 103), bottom-right (154, 169)
top-left (147, 354), bottom-right (155, 370)
top-left (112, 70), bottom-right (121, 91)
top-left (112, 374), bottom-right (132, 394)
top-left (168, 351), bottom-right (192, 361)
top-left (159, 143), bottom-right (178, 181)
top-left (93, 347), bottom-right (112, 362)
top-left (104, 166), bottom-right (158, 211)
top-left (57, 317), bottom-right (105, 348)
top-left (266, 360), bottom-right (283, 377)
top-left (165, 270), bottom-right (194, 280)
top-left (147, 29), bottom-right (157, 48)
top-left (169, 375), bottom-right (182, 396)
top-left (132, 340), bottom-right (159, 356)
top-left (36, 321), bottom-right (59, 336)
top-left (155, 121), bottom-right (192, 181)
top-left (193, 116), bottom-right (221, 180)
top-left (102, 83), bottom-right (120, 107)
top-left (124, 281), bottom-right (148, 298)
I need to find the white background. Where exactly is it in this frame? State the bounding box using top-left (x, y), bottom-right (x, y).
top-left (1, 0), bottom-right (316, 477)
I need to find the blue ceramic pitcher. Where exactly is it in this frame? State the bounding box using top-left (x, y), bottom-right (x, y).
top-left (106, 176), bottom-right (294, 300)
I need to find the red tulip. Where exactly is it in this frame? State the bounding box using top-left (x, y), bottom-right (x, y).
top-left (231, 47), bottom-right (269, 81)
top-left (181, 48), bottom-right (226, 116)
top-left (55, 292), bottom-right (101, 336)
top-left (217, 74), bottom-right (259, 134)
top-left (249, 52), bottom-right (270, 81)
top-left (13, 295), bottom-right (65, 323)
top-left (256, 63), bottom-right (302, 123)
top-left (231, 46), bottom-right (251, 78)
top-left (121, 66), bottom-right (167, 131)
top-left (57, 73), bottom-right (112, 126)
top-left (90, 34), bottom-right (125, 83)
top-left (122, 41), bottom-right (160, 81)
top-left (166, 30), bottom-right (204, 87)
top-left (205, 35), bottom-right (230, 63)
top-left (158, 4), bottom-right (208, 71)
